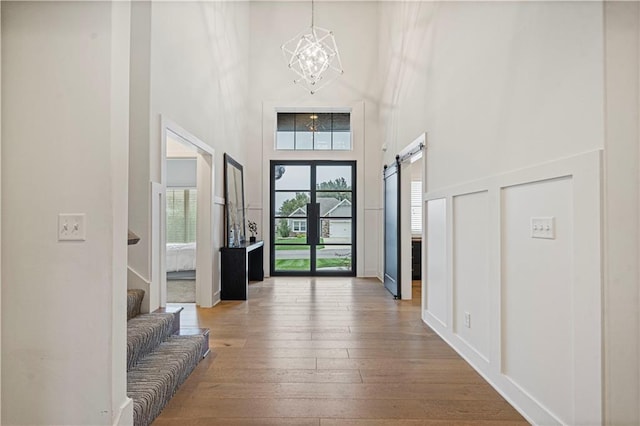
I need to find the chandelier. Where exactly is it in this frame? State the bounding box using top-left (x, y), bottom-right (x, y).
top-left (281, 0), bottom-right (344, 94)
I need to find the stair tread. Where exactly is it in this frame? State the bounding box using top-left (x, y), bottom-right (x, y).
top-left (152, 307), bottom-right (183, 335)
top-left (153, 306), bottom-right (184, 315)
top-left (178, 327), bottom-right (209, 336)
top-left (128, 335), bottom-right (205, 374)
top-left (127, 334), bottom-right (206, 426)
top-left (127, 313), bottom-right (175, 371)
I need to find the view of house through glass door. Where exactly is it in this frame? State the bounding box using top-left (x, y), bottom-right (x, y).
top-left (270, 161), bottom-right (356, 276)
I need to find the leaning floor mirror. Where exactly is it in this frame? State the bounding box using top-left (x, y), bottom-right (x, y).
top-left (224, 153), bottom-right (246, 247)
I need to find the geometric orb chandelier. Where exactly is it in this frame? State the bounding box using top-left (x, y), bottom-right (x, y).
top-left (281, 0), bottom-right (344, 94)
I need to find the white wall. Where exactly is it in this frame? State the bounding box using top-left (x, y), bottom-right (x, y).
top-left (603, 2), bottom-right (640, 424)
top-left (378, 1), bottom-right (433, 162)
top-left (379, 1), bottom-right (608, 424)
top-left (128, 1), bottom-right (250, 309)
top-left (247, 1), bottom-right (382, 277)
top-left (1, 2), bottom-right (131, 424)
top-left (379, 1), bottom-right (604, 179)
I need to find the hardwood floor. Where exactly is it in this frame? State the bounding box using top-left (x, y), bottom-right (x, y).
top-left (154, 277), bottom-right (527, 425)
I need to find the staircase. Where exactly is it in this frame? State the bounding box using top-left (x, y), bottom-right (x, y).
top-left (126, 289), bottom-right (209, 426)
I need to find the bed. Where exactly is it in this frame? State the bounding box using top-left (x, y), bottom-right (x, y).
top-left (166, 242), bottom-right (196, 279)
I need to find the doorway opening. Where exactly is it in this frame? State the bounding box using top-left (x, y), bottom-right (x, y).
top-left (401, 134), bottom-right (425, 301)
top-left (165, 143), bottom-right (197, 303)
top-left (270, 160), bottom-right (356, 276)
top-left (158, 118), bottom-right (215, 308)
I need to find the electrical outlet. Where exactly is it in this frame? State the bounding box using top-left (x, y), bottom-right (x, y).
top-left (464, 312), bottom-right (471, 328)
top-left (531, 217), bottom-right (555, 239)
top-left (58, 213), bottom-right (86, 241)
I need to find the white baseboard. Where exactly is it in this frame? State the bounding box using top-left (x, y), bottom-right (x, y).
top-left (112, 397), bottom-right (133, 426)
top-left (363, 269), bottom-right (380, 278)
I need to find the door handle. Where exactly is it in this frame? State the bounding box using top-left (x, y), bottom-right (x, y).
top-left (306, 203), bottom-right (313, 245)
top-left (305, 202), bottom-right (321, 246)
top-left (315, 203), bottom-right (320, 246)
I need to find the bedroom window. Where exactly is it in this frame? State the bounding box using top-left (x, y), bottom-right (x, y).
top-left (166, 188), bottom-right (197, 243)
top-left (411, 180), bottom-right (422, 234)
top-left (276, 112), bottom-right (351, 150)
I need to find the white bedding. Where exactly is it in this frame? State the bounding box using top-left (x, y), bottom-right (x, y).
top-left (166, 242), bottom-right (196, 272)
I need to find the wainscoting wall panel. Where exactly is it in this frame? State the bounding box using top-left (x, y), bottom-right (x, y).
top-left (425, 198), bottom-right (447, 326)
top-left (452, 190), bottom-right (490, 361)
top-left (502, 177), bottom-right (573, 422)
top-left (423, 150), bottom-right (602, 425)
top-left (364, 208), bottom-right (382, 278)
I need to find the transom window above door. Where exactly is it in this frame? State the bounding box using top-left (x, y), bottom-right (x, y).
top-left (276, 112), bottom-right (351, 151)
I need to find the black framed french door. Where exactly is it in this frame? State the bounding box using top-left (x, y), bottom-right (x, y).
top-left (270, 160), bottom-right (356, 276)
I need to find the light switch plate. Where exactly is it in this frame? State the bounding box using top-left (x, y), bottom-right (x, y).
top-left (58, 213), bottom-right (86, 241)
top-left (531, 217), bottom-right (555, 239)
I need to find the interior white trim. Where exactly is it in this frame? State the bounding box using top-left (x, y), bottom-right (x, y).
top-left (151, 181), bottom-right (164, 308)
top-left (274, 106), bottom-right (352, 113)
top-left (112, 397), bottom-right (133, 426)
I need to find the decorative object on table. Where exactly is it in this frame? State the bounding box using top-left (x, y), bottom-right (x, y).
top-left (281, 0), bottom-right (343, 94)
top-left (248, 220), bottom-right (257, 243)
top-left (224, 154), bottom-right (246, 247)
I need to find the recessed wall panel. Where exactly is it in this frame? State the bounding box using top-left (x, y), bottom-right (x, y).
top-left (453, 191), bottom-right (490, 359)
top-left (502, 176), bottom-right (573, 424)
top-left (364, 209), bottom-right (380, 276)
top-left (426, 198), bottom-right (447, 324)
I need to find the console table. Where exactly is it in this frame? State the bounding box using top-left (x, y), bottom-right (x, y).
top-left (220, 240), bottom-right (264, 300)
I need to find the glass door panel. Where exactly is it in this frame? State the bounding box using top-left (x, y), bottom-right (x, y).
top-left (273, 245), bottom-right (311, 272)
top-left (320, 219), bottom-right (352, 243)
top-left (316, 192), bottom-right (352, 217)
top-left (272, 164), bottom-right (311, 273)
top-left (316, 165), bottom-right (353, 190)
top-left (274, 165), bottom-right (310, 190)
top-left (316, 245), bottom-right (352, 271)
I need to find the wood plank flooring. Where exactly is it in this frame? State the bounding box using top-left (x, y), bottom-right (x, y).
top-left (153, 277), bottom-right (528, 425)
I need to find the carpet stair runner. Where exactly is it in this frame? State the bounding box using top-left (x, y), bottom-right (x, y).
top-left (126, 289), bottom-right (209, 426)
